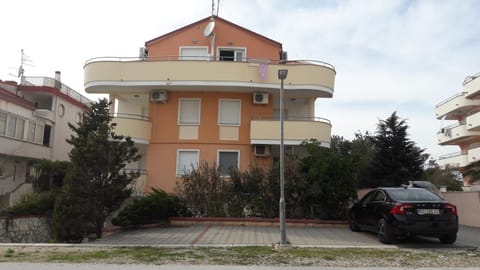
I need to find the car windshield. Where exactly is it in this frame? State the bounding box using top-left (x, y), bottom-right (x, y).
top-left (387, 188), bottom-right (443, 202)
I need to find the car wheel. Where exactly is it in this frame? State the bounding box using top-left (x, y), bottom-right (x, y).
top-left (439, 233), bottom-right (457, 244)
top-left (349, 212), bottom-right (361, 232)
top-left (377, 218), bottom-right (395, 244)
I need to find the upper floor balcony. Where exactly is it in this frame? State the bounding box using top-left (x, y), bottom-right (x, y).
top-left (250, 117), bottom-right (331, 146)
top-left (21, 76), bottom-right (91, 106)
top-left (437, 121), bottom-right (480, 145)
top-left (466, 111), bottom-right (480, 131)
top-left (437, 152), bottom-right (469, 169)
top-left (435, 92), bottom-right (480, 120)
top-left (33, 109), bottom-right (55, 123)
top-left (112, 114), bottom-right (152, 144)
top-left (84, 57), bottom-right (336, 98)
top-left (464, 72), bottom-right (480, 99)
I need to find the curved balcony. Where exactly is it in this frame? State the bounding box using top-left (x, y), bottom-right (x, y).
top-left (33, 109), bottom-right (55, 123)
top-left (466, 111), bottom-right (480, 131)
top-left (437, 122), bottom-right (480, 145)
top-left (112, 114), bottom-right (152, 143)
top-left (84, 57), bottom-right (335, 98)
top-left (438, 152), bottom-right (469, 169)
top-left (435, 92), bottom-right (480, 120)
top-left (250, 117), bottom-right (331, 146)
top-left (464, 73), bottom-right (480, 99)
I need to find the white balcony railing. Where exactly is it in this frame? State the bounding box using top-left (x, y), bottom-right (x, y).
top-left (22, 76), bottom-right (91, 105)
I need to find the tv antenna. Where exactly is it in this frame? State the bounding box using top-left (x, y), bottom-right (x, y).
top-left (9, 49), bottom-right (34, 79)
top-left (211, 0), bottom-right (220, 16)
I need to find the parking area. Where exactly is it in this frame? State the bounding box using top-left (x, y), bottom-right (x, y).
top-left (91, 225), bottom-right (479, 248)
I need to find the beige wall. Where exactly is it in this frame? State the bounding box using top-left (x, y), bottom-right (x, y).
top-left (443, 191), bottom-right (480, 228)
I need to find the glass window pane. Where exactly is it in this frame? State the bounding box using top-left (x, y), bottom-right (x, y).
top-left (218, 151), bottom-right (238, 175)
top-left (179, 99), bottom-right (200, 125)
top-left (177, 150), bottom-right (199, 175)
top-left (0, 112), bottom-right (6, 135)
top-left (219, 100), bottom-right (240, 125)
top-left (7, 115), bottom-right (16, 137)
top-left (35, 124), bottom-right (44, 144)
top-left (15, 118), bottom-right (24, 139)
top-left (28, 121), bottom-right (35, 141)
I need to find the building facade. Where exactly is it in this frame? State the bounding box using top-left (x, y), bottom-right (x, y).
top-left (84, 16), bottom-right (336, 194)
top-left (0, 72), bottom-right (90, 207)
top-left (436, 72), bottom-right (480, 189)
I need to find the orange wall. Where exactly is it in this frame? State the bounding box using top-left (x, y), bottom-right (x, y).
top-left (147, 18), bottom-right (281, 61)
top-left (146, 91), bottom-right (273, 193)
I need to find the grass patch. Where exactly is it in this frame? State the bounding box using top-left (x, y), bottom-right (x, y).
top-left (0, 246), bottom-right (478, 267)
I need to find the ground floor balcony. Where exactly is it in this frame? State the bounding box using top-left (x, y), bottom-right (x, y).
top-left (250, 117), bottom-right (331, 146)
top-left (112, 114), bottom-right (152, 143)
top-left (437, 122), bottom-right (480, 145)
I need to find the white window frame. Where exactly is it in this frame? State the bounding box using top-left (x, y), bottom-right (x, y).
top-left (176, 149), bottom-right (200, 176)
top-left (217, 150), bottom-right (240, 176)
top-left (179, 46), bottom-right (209, 61)
top-left (178, 98), bottom-right (201, 125)
top-left (217, 47), bottom-right (247, 62)
top-left (218, 99), bottom-right (241, 126)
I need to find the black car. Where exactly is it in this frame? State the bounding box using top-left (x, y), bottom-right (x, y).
top-left (349, 187), bottom-right (458, 244)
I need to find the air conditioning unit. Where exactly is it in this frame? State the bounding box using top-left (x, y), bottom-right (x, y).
top-left (151, 90), bottom-right (168, 103)
top-left (254, 145), bottom-right (270, 157)
top-left (253, 92), bottom-right (268, 104)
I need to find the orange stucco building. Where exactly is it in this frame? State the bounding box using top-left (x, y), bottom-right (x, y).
top-left (84, 16), bottom-right (336, 194)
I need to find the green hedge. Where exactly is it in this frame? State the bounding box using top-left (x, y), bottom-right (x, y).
top-left (112, 189), bottom-right (183, 227)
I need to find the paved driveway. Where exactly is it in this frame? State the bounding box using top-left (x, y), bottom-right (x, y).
top-left (91, 224), bottom-right (478, 248)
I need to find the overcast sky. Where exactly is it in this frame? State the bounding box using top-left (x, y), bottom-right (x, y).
top-left (1, 0), bottom-right (479, 160)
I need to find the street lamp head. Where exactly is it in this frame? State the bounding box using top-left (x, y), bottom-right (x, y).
top-left (278, 69), bottom-right (288, 80)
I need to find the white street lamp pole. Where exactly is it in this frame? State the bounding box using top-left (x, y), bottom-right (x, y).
top-left (278, 69), bottom-right (288, 245)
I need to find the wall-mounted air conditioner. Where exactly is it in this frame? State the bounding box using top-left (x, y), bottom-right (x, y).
top-left (151, 90), bottom-right (168, 103)
top-left (253, 92), bottom-right (268, 104)
top-left (254, 145), bottom-right (270, 157)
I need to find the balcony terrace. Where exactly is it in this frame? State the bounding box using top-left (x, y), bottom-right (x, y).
top-left (437, 152), bottom-right (469, 169)
top-left (112, 114), bottom-right (152, 144)
top-left (435, 92), bottom-right (480, 120)
top-left (464, 72), bottom-right (480, 99)
top-left (437, 122), bottom-right (480, 145)
top-left (250, 117), bottom-right (331, 146)
top-left (84, 57), bottom-right (335, 98)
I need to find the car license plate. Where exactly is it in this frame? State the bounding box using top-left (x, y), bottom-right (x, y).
top-left (417, 209), bottom-right (440, 215)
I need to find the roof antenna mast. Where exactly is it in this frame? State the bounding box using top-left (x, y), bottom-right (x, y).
top-left (211, 0), bottom-right (220, 17)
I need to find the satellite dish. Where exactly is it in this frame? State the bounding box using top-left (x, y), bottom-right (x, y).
top-left (203, 21), bottom-right (215, 37)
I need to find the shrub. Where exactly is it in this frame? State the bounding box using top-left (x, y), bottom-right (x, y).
top-left (112, 189), bottom-right (182, 227)
top-left (5, 192), bottom-right (55, 217)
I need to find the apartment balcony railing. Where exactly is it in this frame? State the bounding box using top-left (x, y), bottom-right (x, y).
top-left (33, 109), bottom-right (55, 122)
top-left (0, 136), bottom-right (51, 159)
top-left (21, 76), bottom-right (91, 105)
top-left (112, 113), bottom-right (151, 143)
top-left (468, 144), bottom-right (480, 163)
top-left (250, 117), bottom-right (331, 146)
top-left (464, 72), bottom-right (480, 99)
top-left (466, 111), bottom-right (480, 131)
top-left (84, 57), bottom-right (336, 98)
top-left (437, 121), bottom-right (480, 145)
top-left (438, 152), bottom-right (469, 169)
top-left (435, 92), bottom-right (480, 120)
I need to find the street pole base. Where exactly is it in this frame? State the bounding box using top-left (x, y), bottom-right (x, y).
top-left (273, 242), bottom-right (292, 251)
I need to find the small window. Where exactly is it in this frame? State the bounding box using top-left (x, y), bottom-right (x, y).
top-left (176, 150), bottom-right (200, 176)
top-left (7, 115), bottom-right (16, 137)
top-left (218, 99), bottom-right (241, 126)
top-left (179, 47), bottom-right (209, 61)
top-left (218, 150), bottom-right (239, 176)
top-left (15, 118), bottom-right (25, 139)
top-left (75, 112), bottom-right (82, 124)
top-left (178, 99), bottom-right (201, 125)
top-left (218, 48), bottom-right (245, 62)
top-left (35, 124), bottom-right (44, 144)
top-left (27, 121), bottom-right (36, 142)
top-left (58, 104), bottom-right (65, 117)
